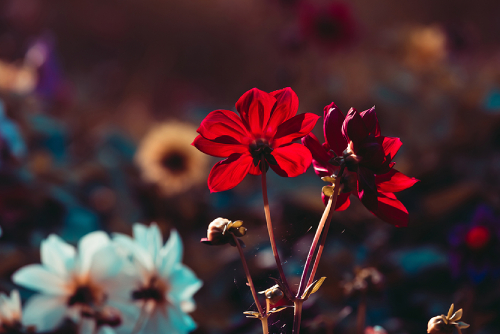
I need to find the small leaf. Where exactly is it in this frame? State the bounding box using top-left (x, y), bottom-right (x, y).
top-left (456, 322), bottom-right (470, 329)
top-left (321, 176), bottom-right (336, 183)
top-left (231, 220), bottom-right (243, 228)
top-left (268, 307), bottom-right (287, 314)
top-left (440, 315), bottom-right (448, 325)
top-left (450, 309), bottom-right (463, 322)
top-left (322, 186), bottom-right (335, 197)
top-left (447, 304), bottom-right (454, 319)
top-left (243, 311), bottom-right (260, 319)
top-left (302, 277), bottom-right (327, 300)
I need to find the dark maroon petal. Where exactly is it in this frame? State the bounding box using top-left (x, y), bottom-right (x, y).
top-left (360, 106), bottom-right (380, 137)
top-left (376, 169), bottom-right (419, 193)
top-left (324, 102), bottom-right (347, 156)
top-left (272, 113), bottom-right (320, 147)
top-left (342, 108), bottom-right (369, 148)
top-left (269, 143), bottom-right (312, 177)
top-left (357, 166), bottom-right (378, 212)
top-left (357, 136), bottom-right (386, 170)
top-left (371, 191), bottom-right (409, 227)
top-left (235, 88), bottom-right (276, 137)
top-left (192, 135), bottom-right (247, 158)
top-left (335, 193), bottom-right (351, 210)
top-left (197, 109), bottom-right (250, 143)
top-left (266, 88), bottom-right (299, 137)
top-left (302, 133), bottom-right (332, 168)
top-left (207, 153), bottom-right (253, 192)
top-left (381, 136), bottom-right (402, 162)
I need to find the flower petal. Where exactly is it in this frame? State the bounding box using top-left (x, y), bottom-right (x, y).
top-left (342, 108), bottom-right (369, 147)
top-left (235, 88), bottom-right (276, 136)
top-left (12, 265), bottom-right (67, 295)
top-left (357, 166), bottom-right (378, 212)
top-left (376, 169), bottom-right (419, 193)
top-left (360, 106), bottom-right (380, 137)
top-left (371, 191), bottom-right (409, 227)
top-left (272, 113), bottom-right (320, 147)
top-left (22, 294), bottom-right (67, 332)
top-left (322, 191), bottom-right (350, 211)
top-left (269, 143), bottom-right (312, 177)
top-left (41, 235), bottom-right (76, 278)
top-left (266, 87), bottom-right (299, 137)
top-left (158, 230), bottom-right (183, 277)
top-left (167, 304), bottom-right (197, 333)
top-left (78, 231), bottom-right (111, 275)
top-left (167, 265), bottom-right (202, 304)
top-left (324, 102), bottom-right (347, 156)
top-left (301, 133), bottom-right (331, 168)
top-left (207, 152), bottom-right (253, 192)
top-left (197, 109), bottom-right (250, 143)
top-left (381, 136), bottom-right (402, 162)
top-left (192, 135), bottom-right (247, 158)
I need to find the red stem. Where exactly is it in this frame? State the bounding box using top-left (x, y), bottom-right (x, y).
top-left (261, 170), bottom-right (292, 296)
top-left (306, 165), bottom-right (345, 288)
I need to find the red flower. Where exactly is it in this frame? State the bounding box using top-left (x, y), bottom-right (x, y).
top-left (193, 88), bottom-right (320, 192)
top-left (302, 102), bottom-right (418, 227)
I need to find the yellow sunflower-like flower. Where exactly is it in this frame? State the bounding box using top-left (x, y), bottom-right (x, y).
top-left (135, 121), bottom-right (208, 196)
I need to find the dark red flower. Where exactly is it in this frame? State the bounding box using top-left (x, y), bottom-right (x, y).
top-left (302, 103), bottom-right (418, 227)
top-left (193, 88), bottom-right (319, 192)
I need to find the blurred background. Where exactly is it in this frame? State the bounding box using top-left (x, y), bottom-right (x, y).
top-left (0, 0), bottom-right (499, 333)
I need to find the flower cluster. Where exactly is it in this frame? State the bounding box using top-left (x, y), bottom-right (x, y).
top-left (10, 224), bottom-right (202, 334)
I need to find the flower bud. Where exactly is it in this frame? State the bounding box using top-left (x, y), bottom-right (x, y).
top-left (259, 285), bottom-right (284, 305)
top-left (200, 218), bottom-right (247, 246)
top-left (427, 316), bottom-right (453, 334)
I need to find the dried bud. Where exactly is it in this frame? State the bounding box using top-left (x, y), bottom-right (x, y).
top-left (427, 304), bottom-right (469, 334)
top-left (259, 285), bottom-right (284, 305)
top-left (200, 218), bottom-right (247, 246)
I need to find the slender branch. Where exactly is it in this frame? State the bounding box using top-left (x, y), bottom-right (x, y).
top-left (260, 168), bottom-right (292, 296)
top-left (232, 234), bottom-right (265, 317)
top-left (261, 317), bottom-right (269, 334)
top-left (356, 290), bottom-right (366, 334)
top-left (306, 165), bottom-right (345, 288)
top-left (296, 196), bottom-right (333, 297)
top-left (292, 300), bottom-right (303, 334)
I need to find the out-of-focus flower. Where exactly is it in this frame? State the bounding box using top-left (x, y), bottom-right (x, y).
top-left (114, 223), bottom-right (202, 334)
top-left (200, 218), bottom-right (246, 246)
top-left (302, 103), bottom-right (418, 226)
top-left (365, 326), bottom-right (387, 334)
top-left (0, 100), bottom-right (26, 165)
top-left (404, 25), bottom-right (447, 70)
top-left (299, 2), bottom-right (356, 50)
top-left (0, 290), bottom-right (22, 332)
top-left (342, 267), bottom-right (383, 297)
top-left (135, 121), bottom-right (208, 197)
top-left (193, 87), bottom-right (319, 192)
top-left (12, 232), bottom-right (128, 332)
top-left (449, 205), bottom-right (500, 284)
top-left (0, 60), bottom-right (37, 95)
top-left (427, 304), bottom-right (469, 334)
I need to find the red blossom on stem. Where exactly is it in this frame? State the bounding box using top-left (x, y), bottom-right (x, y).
top-left (193, 88), bottom-right (320, 192)
top-left (302, 102), bottom-right (418, 227)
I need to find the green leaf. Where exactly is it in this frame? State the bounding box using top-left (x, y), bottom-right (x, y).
top-left (456, 321), bottom-right (470, 329)
top-left (268, 307), bottom-right (288, 314)
top-left (243, 311), bottom-right (260, 319)
top-left (302, 277), bottom-right (327, 300)
top-left (322, 186), bottom-right (335, 197)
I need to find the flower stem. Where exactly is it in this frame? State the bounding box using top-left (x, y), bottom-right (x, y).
top-left (306, 165), bottom-right (345, 288)
top-left (232, 234), bottom-right (265, 317)
top-left (356, 290), bottom-right (366, 334)
top-left (292, 300), bottom-right (303, 334)
top-left (260, 169), bottom-right (292, 296)
top-left (260, 317), bottom-right (269, 334)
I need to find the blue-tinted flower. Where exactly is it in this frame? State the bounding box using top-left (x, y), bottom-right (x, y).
top-left (0, 290), bottom-right (22, 331)
top-left (12, 232), bottom-right (129, 332)
top-left (114, 223), bottom-right (202, 334)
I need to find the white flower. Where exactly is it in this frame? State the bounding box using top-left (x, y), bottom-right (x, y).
top-left (0, 290), bottom-right (22, 331)
top-left (114, 223), bottom-right (202, 334)
top-left (12, 232), bottom-right (131, 332)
